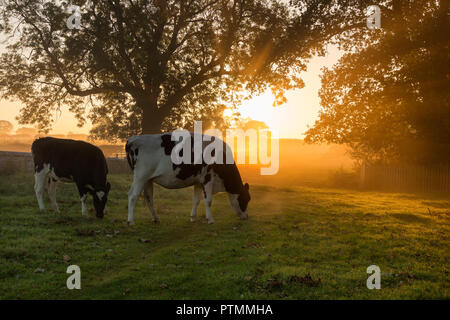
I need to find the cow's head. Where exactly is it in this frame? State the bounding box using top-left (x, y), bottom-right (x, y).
top-left (93, 182), bottom-right (111, 218)
top-left (228, 183), bottom-right (250, 219)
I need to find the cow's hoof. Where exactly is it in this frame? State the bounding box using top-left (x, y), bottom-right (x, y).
top-left (190, 217), bottom-right (196, 222)
top-left (128, 220), bottom-right (134, 226)
top-left (207, 219), bottom-right (215, 224)
top-left (152, 219), bottom-right (160, 224)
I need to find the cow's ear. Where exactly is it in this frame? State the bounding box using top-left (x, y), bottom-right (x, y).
top-left (244, 183), bottom-right (249, 191)
top-left (106, 182), bottom-right (111, 192)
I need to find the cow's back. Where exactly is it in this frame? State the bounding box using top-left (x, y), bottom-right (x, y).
top-left (31, 137), bottom-right (108, 184)
top-left (125, 133), bottom-right (243, 190)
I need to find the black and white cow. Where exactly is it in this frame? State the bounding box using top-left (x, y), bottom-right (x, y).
top-left (125, 133), bottom-right (250, 225)
top-left (31, 137), bottom-right (110, 218)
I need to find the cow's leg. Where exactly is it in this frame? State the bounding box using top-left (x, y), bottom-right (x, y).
top-left (34, 166), bottom-right (49, 211)
top-left (76, 183), bottom-right (89, 216)
top-left (80, 194), bottom-right (88, 216)
top-left (143, 180), bottom-right (159, 223)
top-left (128, 176), bottom-right (146, 225)
top-left (202, 182), bottom-right (214, 224)
top-left (190, 184), bottom-right (202, 222)
top-left (47, 178), bottom-right (59, 213)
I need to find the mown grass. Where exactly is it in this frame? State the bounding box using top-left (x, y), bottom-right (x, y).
top-left (0, 173), bottom-right (449, 299)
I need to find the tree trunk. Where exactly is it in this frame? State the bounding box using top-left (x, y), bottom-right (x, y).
top-left (138, 97), bottom-right (166, 134)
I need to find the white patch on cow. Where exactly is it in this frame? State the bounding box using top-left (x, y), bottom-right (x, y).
top-left (190, 185), bottom-right (202, 222)
top-left (48, 178), bottom-right (59, 213)
top-left (202, 181), bottom-right (214, 224)
top-left (127, 173), bottom-right (148, 225)
top-left (228, 193), bottom-right (240, 213)
top-left (80, 194), bottom-right (87, 215)
top-left (34, 163), bottom-right (50, 211)
top-left (96, 191), bottom-right (105, 200)
top-left (49, 167), bottom-right (73, 183)
top-left (143, 181), bottom-right (159, 223)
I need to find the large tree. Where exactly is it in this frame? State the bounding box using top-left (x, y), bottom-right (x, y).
top-left (305, 0), bottom-right (450, 165)
top-left (0, 0), bottom-right (371, 141)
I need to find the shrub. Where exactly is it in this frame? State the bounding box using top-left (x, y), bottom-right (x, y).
top-left (328, 166), bottom-right (359, 189)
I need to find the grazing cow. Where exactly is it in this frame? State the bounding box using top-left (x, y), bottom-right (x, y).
top-left (31, 137), bottom-right (110, 218)
top-left (125, 133), bottom-right (250, 225)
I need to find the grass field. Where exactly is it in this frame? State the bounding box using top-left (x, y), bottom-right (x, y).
top-left (0, 173), bottom-right (448, 299)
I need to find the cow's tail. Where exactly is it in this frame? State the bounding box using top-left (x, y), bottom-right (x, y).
top-left (125, 136), bottom-right (139, 171)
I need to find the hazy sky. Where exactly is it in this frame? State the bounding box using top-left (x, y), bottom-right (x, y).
top-left (0, 39), bottom-right (342, 139)
top-left (238, 45), bottom-right (342, 139)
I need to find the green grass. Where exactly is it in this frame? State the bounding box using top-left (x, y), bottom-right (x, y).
top-left (0, 173), bottom-right (449, 299)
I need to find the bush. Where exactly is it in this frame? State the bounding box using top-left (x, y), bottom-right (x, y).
top-left (328, 166), bottom-right (360, 189)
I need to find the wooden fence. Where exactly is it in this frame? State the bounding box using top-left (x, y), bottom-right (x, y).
top-left (0, 151), bottom-right (130, 174)
top-left (360, 163), bottom-right (450, 193)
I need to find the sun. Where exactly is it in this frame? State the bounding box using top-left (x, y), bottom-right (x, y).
top-left (223, 91), bottom-right (281, 132)
top-left (222, 108), bottom-right (234, 118)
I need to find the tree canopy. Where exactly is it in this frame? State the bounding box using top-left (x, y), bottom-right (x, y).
top-left (15, 127), bottom-right (38, 135)
top-left (0, 0), bottom-right (373, 141)
top-left (305, 0), bottom-right (449, 165)
top-left (0, 119), bottom-right (13, 133)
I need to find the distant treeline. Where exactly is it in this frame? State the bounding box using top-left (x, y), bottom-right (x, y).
top-left (0, 131), bottom-right (123, 157)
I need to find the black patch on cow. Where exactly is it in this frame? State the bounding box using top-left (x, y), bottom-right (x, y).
top-left (203, 173), bottom-right (211, 185)
top-left (237, 191), bottom-right (251, 212)
top-left (202, 185), bottom-right (207, 198)
top-left (211, 163), bottom-right (250, 211)
top-left (125, 140), bottom-right (138, 170)
top-left (125, 141), bottom-right (134, 169)
top-left (161, 134), bottom-right (176, 156)
top-left (160, 133), bottom-right (250, 210)
top-left (32, 137), bottom-right (108, 182)
top-left (161, 133), bottom-right (205, 180)
top-left (176, 163), bottom-right (204, 180)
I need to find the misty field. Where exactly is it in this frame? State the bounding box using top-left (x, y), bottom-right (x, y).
top-left (0, 173), bottom-right (448, 299)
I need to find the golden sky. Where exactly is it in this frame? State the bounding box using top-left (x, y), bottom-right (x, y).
top-left (0, 45), bottom-right (342, 139)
